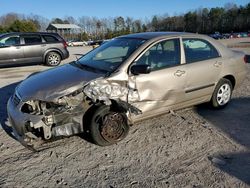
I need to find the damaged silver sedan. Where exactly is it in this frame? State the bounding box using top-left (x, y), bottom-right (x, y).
top-left (7, 32), bottom-right (247, 150)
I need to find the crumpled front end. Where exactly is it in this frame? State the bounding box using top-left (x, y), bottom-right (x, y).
top-left (7, 75), bottom-right (143, 151)
top-left (7, 89), bottom-right (90, 151)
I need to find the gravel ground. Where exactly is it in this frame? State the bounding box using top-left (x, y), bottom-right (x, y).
top-left (0, 39), bottom-right (250, 187)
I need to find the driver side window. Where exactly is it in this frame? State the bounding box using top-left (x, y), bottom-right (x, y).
top-left (0, 36), bottom-right (20, 47)
top-left (135, 38), bottom-right (180, 71)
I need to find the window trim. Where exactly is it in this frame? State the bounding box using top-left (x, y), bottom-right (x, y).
top-left (21, 34), bottom-right (43, 45)
top-left (41, 34), bottom-right (60, 44)
top-left (182, 37), bottom-right (221, 64)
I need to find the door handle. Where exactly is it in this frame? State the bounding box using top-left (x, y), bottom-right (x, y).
top-left (174, 70), bottom-right (185, 77)
top-left (15, 46), bottom-right (21, 49)
top-left (214, 61), bottom-right (222, 67)
top-left (41, 44), bottom-right (46, 47)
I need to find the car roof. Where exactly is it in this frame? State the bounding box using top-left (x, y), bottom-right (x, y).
top-left (117, 32), bottom-right (194, 40)
top-left (0, 32), bottom-right (59, 37)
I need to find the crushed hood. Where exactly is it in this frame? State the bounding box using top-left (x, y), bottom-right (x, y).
top-left (17, 63), bottom-right (105, 102)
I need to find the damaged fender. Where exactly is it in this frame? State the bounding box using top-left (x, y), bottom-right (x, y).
top-left (83, 79), bottom-right (142, 116)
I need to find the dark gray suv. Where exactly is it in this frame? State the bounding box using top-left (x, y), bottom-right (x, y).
top-left (0, 32), bottom-right (69, 67)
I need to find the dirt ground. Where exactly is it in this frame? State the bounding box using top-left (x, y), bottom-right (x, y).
top-left (0, 39), bottom-right (250, 187)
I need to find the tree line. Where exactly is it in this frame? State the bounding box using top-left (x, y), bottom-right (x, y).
top-left (0, 3), bottom-right (249, 40)
top-left (152, 3), bottom-right (250, 34)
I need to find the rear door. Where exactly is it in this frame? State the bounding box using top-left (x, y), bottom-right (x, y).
top-left (182, 38), bottom-right (222, 101)
top-left (41, 34), bottom-right (62, 52)
top-left (21, 34), bottom-right (45, 63)
top-left (0, 35), bottom-right (24, 65)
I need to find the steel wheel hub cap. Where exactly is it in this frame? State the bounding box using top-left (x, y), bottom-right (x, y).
top-left (217, 83), bottom-right (231, 105)
top-left (101, 112), bottom-right (125, 142)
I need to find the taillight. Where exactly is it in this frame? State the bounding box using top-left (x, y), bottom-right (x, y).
top-left (244, 55), bottom-right (249, 63)
top-left (63, 40), bottom-right (67, 48)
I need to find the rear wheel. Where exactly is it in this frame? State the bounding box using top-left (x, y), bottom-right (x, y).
top-left (46, 52), bottom-right (61, 66)
top-left (210, 78), bottom-right (232, 108)
top-left (88, 105), bottom-right (129, 146)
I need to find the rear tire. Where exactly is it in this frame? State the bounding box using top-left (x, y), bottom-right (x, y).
top-left (45, 52), bottom-right (61, 66)
top-left (210, 78), bottom-right (232, 108)
top-left (87, 105), bottom-right (129, 146)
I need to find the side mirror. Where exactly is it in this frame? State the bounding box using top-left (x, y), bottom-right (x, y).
top-left (131, 64), bottom-right (151, 75)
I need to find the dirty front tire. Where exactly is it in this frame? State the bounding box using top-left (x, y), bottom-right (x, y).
top-left (210, 78), bottom-right (233, 109)
top-left (45, 52), bottom-right (61, 66)
top-left (88, 105), bottom-right (129, 146)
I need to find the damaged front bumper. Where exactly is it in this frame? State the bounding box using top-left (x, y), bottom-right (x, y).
top-left (7, 93), bottom-right (85, 151)
top-left (7, 97), bottom-right (46, 150)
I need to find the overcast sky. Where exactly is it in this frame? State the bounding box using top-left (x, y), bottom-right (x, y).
top-left (0, 0), bottom-right (249, 19)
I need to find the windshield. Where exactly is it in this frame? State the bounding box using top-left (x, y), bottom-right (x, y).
top-left (77, 38), bottom-right (146, 73)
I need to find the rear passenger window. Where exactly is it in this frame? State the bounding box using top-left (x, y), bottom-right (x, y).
top-left (23, 35), bottom-right (42, 44)
top-left (43, 35), bottom-right (58, 43)
top-left (135, 38), bottom-right (180, 71)
top-left (183, 39), bottom-right (220, 63)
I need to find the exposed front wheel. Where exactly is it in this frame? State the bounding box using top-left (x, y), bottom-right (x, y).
top-left (46, 52), bottom-right (61, 66)
top-left (210, 78), bottom-right (233, 108)
top-left (88, 105), bottom-right (129, 146)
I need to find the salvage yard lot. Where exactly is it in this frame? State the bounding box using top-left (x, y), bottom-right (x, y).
top-left (0, 39), bottom-right (250, 187)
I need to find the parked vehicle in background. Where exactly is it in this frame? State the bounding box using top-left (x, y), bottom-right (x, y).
top-left (239, 32), bottom-right (248, 38)
top-left (209, 32), bottom-right (224, 40)
top-left (7, 32), bottom-right (247, 150)
top-left (222, 33), bottom-right (231, 39)
top-left (0, 32), bottom-right (69, 67)
top-left (89, 40), bottom-right (106, 48)
top-left (232, 33), bottom-right (241, 38)
top-left (67, 40), bottom-right (88, 47)
top-left (89, 40), bottom-right (104, 46)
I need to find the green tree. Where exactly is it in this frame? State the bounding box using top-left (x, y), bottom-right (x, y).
top-left (208, 8), bottom-right (224, 32)
top-left (151, 15), bottom-right (159, 31)
top-left (125, 17), bottom-right (133, 33)
top-left (79, 32), bottom-right (89, 41)
top-left (132, 20), bottom-right (142, 33)
top-left (142, 24), bottom-right (147, 32)
top-left (51, 18), bottom-right (64, 24)
top-left (201, 8), bottom-right (209, 33)
top-left (184, 11), bottom-right (197, 32)
top-left (8, 20), bottom-right (38, 32)
top-left (114, 16), bottom-right (125, 31)
top-left (0, 26), bottom-right (6, 33)
top-left (105, 28), bottom-right (113, 39)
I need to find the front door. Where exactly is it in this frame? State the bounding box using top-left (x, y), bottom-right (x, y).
top-left (129, 38), bottom-right (186, 120)
top-left (0, 35), bottom-right (24, 65)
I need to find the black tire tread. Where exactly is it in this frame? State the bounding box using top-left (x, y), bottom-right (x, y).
top-left (86, 105), bottom-right (129, 146)
top-left (210, 78), bottom-right (232, 109)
